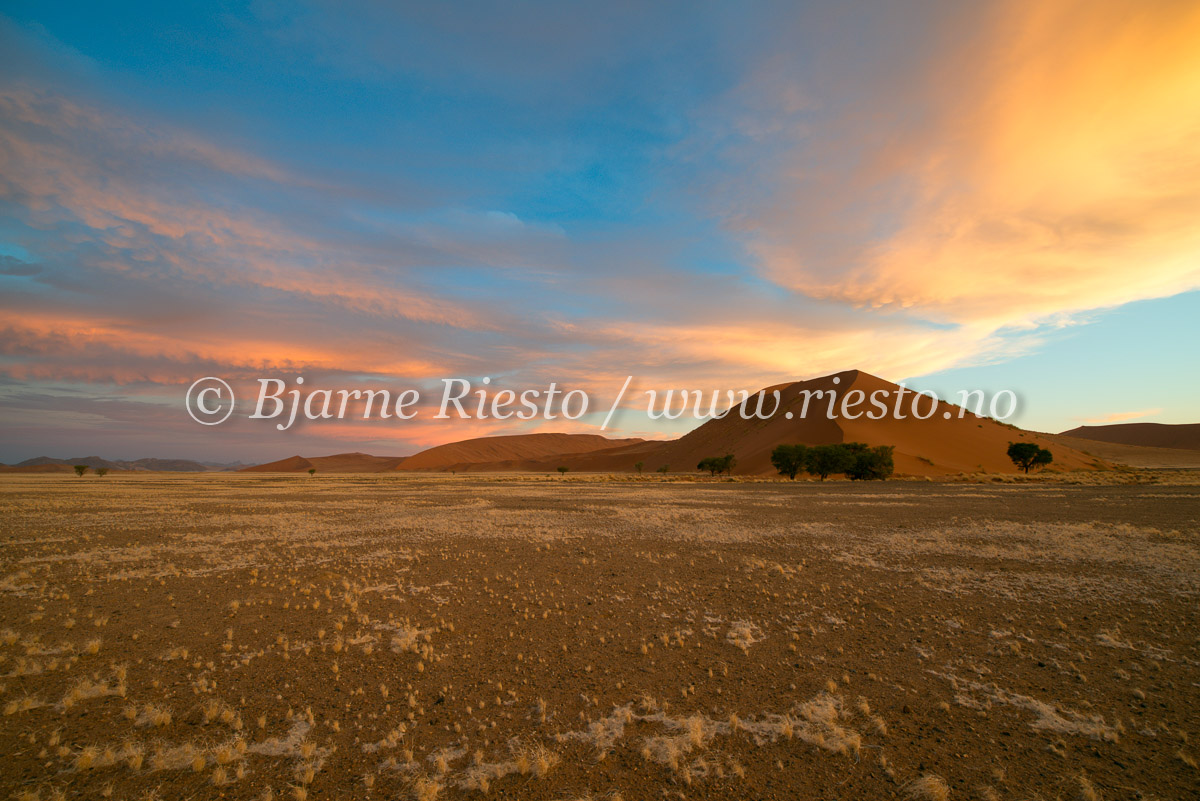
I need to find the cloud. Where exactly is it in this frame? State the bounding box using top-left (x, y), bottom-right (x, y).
top-left (705, 0), bottom-right (1200, 329)
top-left (2, 4), bottom-right (1198, 460)
top-left (0, 78), bottom-right (1032, 400)
top-left (1080, 409), bottom-right (1163, 425)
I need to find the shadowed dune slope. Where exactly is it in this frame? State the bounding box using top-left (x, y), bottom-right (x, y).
top-left (240, 453), bottom-right (407, 473)
top-left (395, 433), bottom-right (645, 472)
top-left (1047, 435), bottom-right (1200, 469)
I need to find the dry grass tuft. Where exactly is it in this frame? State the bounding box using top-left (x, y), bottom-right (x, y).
top-left (904, 774), bottom-right (950, 801)
top-left (412, 777), bottom-right (443, 801)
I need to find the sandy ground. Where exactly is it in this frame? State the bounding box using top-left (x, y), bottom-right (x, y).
top-left (1, 473), bottom-right (1198, 801)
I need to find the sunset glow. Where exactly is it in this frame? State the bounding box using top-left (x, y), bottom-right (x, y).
top-left (1, 0), bottom-right (1198, 461)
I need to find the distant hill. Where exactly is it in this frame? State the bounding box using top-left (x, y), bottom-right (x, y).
top-left (1047, 435), bottom-right (1200, 469)
top-left (0, 462), bottom-right (77, 474)
top-left (1058, 422), bottom-right (1200, 451)
top-left (15, 455), bottom-right (122, 469)
top-left (395, 433), bottom-right (645, 472)
top-left (1, 456), bottom-right (224, 472)
top-left (240, 453), bottom-right (408, 473)
top-left (239, 436), bottom-right (644, 473)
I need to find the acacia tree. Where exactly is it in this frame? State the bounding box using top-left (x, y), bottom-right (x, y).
top-left (698, 455), bottom-right (736, 477)
top-left (73, 465), bottom-right (89, 477)
top-left (770, 444), bottom-right (810, 480)
top-left (1007, 442), bottom-right (1053, 473)
top-left (843, 443), bottom-right (895, 480)
top-left (95, 467), bottom-right (109, 477)
top-left (807, 445), bottom-right (852, 481)
top-left (634, 461), bottom-right (644, 474)
top-left (656, 464), bottom-right (669, 475)
top-left (557, 466), bottom-right (569, 477)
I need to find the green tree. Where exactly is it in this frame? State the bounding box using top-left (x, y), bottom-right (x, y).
top-left (806, 445), bottom-right (852, 481)
top-left (308, 468), bottom-right (316, 477)
top-left (1007, 442), bottom-right (1053, 473)
top-left (843, 443), bottom-right (895, 480)
top-left (698, 455), bottom-right (736, 476)
top-left (95, 467), bottom-right (109, 477)
top-left (634, 461), bottom-right (644, 474)
top-left (770, 444), bottom-right (810, 480)
top-left (656, 464), bottom-right (669, 475)
top-left (557, 466), bottom-right (569, 476)
top-left (73, 464), bottom-right (89, 477)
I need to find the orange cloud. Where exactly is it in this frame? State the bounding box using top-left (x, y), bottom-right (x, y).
top-left (0, 311), bottom-right (447, 384)
top-left (1080, 408), bottom-right (1162, 425)
top-left (746, 0), bottom-right (1200, 328)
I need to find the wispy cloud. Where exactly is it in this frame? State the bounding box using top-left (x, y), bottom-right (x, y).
top-left (1080, 409), bottom-right (1163, 425)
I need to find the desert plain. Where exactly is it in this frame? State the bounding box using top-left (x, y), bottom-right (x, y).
top-left (1, 472), bottom-right (1198, 801)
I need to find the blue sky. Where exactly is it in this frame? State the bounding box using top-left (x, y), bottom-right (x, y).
top-left (0, 1), bottom-right (1197, 461)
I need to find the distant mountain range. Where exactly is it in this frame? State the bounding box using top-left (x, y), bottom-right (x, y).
top-left (0, 456), bottom-right (248, 473)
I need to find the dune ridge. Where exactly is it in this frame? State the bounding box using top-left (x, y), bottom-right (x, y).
top-left (233, 370), bottom-right (1132, 476)
top-left (240, 453), bottom-right (407, 473)
top-left (395, 433), bottom-right (646, 471)
top-left (1059, 422), bottom-right (1200, 451)
top-left (503, 370), bottom-right (1105, 477)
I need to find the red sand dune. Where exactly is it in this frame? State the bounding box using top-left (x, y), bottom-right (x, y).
top-left (395, 433), bottom-right (645, 472)
top-left (1059, 422), bottom-right (1200, 451)
top-left (240, 453), bottom-right (407, 473)
top-left (503, 370), bottom-right (1102, 477)
top-left (1046, 435), bottom-right (1200, 469)
top-left (240, 371), bottom-right (1116, 477)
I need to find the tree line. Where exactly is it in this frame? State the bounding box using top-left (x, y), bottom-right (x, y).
top-left (770, 443), bottom-right (895, 480)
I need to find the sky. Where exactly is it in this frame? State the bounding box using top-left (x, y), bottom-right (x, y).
top-left (1, 0), bottom-right (1198, 463)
